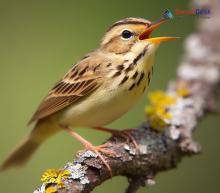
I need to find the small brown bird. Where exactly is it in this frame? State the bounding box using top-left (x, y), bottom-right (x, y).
top-left (1, 17), bottom-right (177, 173)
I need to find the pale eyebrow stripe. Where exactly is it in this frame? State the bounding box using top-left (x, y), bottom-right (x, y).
top-left (107, 21), bottom-right (150, 32)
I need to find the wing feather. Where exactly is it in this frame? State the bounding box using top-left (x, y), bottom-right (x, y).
top-left (28, 58), bottom-right (104, 124)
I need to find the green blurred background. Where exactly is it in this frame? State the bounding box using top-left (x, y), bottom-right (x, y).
top-left (0, 0), bottom-right (219, 193)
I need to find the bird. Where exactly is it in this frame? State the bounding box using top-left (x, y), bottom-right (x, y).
top-left (0, 17), bottom-right (177, 173)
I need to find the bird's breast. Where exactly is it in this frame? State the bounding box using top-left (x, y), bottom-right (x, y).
top-left (59, 50), bottom-right (154, 128)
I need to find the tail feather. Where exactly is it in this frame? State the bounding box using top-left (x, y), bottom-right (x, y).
top-left (0, 136), bottom-right (40, 171)
top-left (0, 120), bottom-right (60, 171)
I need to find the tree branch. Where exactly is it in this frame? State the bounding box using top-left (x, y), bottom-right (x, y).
top-left (34, 1), bottom-right (220, 193)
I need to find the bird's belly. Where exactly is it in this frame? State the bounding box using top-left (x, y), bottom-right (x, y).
top-left (59, 79), bottom-right (147, 127)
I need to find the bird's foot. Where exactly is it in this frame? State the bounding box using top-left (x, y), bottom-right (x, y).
top-left (93, 127), bottom-right (139, 150)
top-left (63, 126), bottom-right (114, 176)
top-left (119, 129), bottom-right (139, 150)
top-left (78, 143), bottom-right (116, 157)
top-left (77, 142), bottom-right (116, 176)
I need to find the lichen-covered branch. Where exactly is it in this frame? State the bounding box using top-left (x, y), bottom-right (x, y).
top-left (34, 1), bottom-right (220, 193)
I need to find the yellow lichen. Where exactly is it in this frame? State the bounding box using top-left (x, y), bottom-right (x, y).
top-left (44, 186), bottom-right (57, 193)
top-left (176, 87), bottom-right (190, 97)
top-left (148, 90), bottom-right (176, 106)
top-left (41, 169), bottom-right (70, 187)
top-left (145, 90), bottom-right (176, 130)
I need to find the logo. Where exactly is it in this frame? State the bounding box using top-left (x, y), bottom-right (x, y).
top-left (162, 8), bottom-right (211, 19)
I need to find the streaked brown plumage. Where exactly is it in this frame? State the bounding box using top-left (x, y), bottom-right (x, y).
top-left (1, 17), bottom-right (177, 172)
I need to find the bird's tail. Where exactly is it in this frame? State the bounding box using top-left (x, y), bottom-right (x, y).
top-left (0, 120), bottom-right (59, 171)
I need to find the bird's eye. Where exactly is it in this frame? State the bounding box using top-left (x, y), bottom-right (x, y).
top-left (121, 30), bottom-right (133, 39)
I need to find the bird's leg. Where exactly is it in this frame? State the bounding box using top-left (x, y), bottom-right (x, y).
top-left (92, 127), bottom-right (139, 150)
top-left (62, 126), bottom-right (114, 175)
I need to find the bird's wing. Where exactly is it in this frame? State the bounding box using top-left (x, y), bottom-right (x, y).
top-left (28, 57), bottom-right (107, 124)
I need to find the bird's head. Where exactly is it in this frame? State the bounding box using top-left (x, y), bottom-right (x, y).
top-left (101, 17), bottom-right (177, 55)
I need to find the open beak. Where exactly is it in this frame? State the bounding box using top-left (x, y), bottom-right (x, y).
top-left (139, 19), bottom-right (178, 44)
